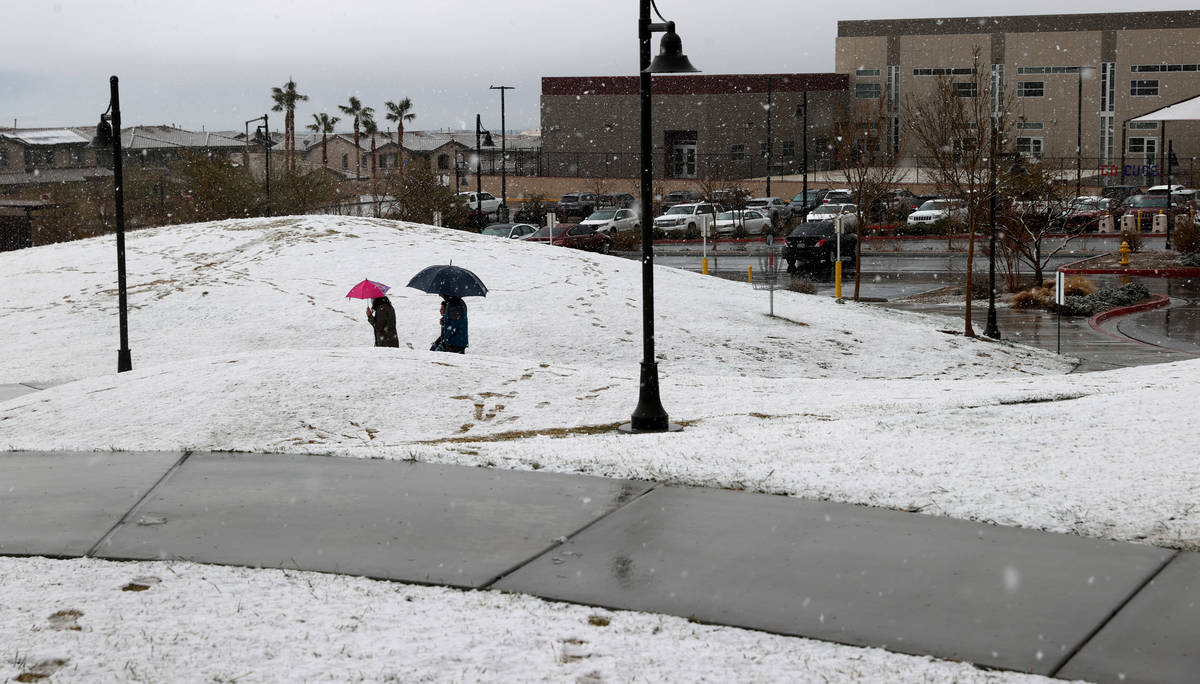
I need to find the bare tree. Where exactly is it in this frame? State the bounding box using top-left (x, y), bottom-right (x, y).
top-left (833, 98), bottom-right (904, 300)
top-left (904, 47), bottom-right (1010, 337)
top-left (996, 156), bottom-right (1087, 289)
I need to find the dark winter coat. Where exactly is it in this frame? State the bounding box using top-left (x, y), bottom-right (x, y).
top-left (367, 298), bottom-right (399, 347)
top-left (440, 296), bottom-right (468, 352)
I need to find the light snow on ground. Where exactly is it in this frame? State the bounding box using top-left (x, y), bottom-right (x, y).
top-left (1, 215), bottom-right (1194, 681)
top-left (0, 557), bottom-right (1063, 683)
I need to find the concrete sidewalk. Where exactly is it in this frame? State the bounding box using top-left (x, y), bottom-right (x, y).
top-left (1, 450), bottom-right (1195, 683)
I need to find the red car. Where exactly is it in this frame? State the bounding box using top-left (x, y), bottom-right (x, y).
top-left (522, 225), bottom-right (569, 245)
top-left (554, 224), bottom-right (613, 254)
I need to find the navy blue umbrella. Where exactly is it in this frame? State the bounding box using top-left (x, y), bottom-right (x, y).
top-left (406, 264), bottom-right (488, 297)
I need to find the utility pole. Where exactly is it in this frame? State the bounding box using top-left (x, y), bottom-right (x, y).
top-left (490, 85), bottom-right (515, 221)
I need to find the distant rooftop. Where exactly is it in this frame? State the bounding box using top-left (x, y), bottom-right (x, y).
top-left (838, 9), bottom-right (1200, 37)
top-left (0, 129), bottom-right (90, 146)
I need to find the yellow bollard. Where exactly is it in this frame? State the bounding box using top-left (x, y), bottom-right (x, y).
top-left (748, 265), bottom-right (753, 282)
top-left (1136, 211), bottom-right (1142, 232)
top-left (702, 257), bottom-right (708, 275)
top-left (1119, 241), bottom-right (1131, 266)
top-left (834, 261), bottom-right (843, 299)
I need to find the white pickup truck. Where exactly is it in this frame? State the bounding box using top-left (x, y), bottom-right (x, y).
top-left (457, 191), bottom-right (502, 219)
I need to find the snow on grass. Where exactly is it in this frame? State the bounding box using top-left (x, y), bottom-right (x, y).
top-left (0, 556), bottom-right (1062, 683)
top-left (2, 216), bottom-right (1196, 549)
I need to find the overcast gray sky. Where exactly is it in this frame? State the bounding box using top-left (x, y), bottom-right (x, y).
top-left (2, 0), bottom-right (1194, 134)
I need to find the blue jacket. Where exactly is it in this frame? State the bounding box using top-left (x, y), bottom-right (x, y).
top-left (441, 297), bottom-right (468, 349)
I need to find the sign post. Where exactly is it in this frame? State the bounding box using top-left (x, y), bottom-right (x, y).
top-left (1055, 270), bottom-right (1065, 354)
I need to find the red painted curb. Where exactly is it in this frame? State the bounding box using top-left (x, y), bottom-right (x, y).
top-left (1059, 254), bottom-right (1200, 278)
top-left (1088, 294), bottom-right (1171, 329)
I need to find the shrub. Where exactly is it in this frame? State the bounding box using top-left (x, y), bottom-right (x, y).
top-left (785, 277), bottom-right (817, 294)
top-left (1119, 227), bottom-right (1143, 253)
top-left (609, 231), bottom-right (640, 251)
top-left (1056, 282), bottom-right (1151, 317)
top-left (1172, 218), bottom-right (1200, 255)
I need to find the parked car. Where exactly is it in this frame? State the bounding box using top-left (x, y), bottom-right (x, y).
top-left (457, 191), bottom-right (501, 219)
top-left (745, 197), bottom-right (789, 224)
top-left (556, 192), bottom-right (598, 219)
top-left (787, 189), bottom-right (830, 217)
top-left (598, 192), bottom-right (635, 208)
top-left (1145, 184), bottom-right (1187, 197)
top-left (822, 189), bottom-right (855, 204)
top-left (481, 223), bottom-right (538, 239)
top-left (806, 202), bottom-right (860, 232)
top-left (523, 225), bottom-right (570, 244)
top-left (660, 189), bottom-right (704, 211)
top-left (555, 224), bottom-right (613, 254)
top-left (580, 208), bottom-right (639, 233)
top-left (1100, 185), bottom-right (1142, 203)
top-left (1120, 194), bottom-right (1191, 226)
top-left (1057, 198), bottom-right (1115, 232)
top-left (653, 202), bottom-right (719, 235)
top-left (782, 219), bottom-right (857, 277)
top-left (713, 209), bottom-right (772, 237)
top-left (906, 199), bottom-right (967, 227)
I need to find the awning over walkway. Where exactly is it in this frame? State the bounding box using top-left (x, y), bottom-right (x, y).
top-left (1131, 93), bottom-right (1200, 122)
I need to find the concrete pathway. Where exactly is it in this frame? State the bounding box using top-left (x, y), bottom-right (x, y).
top-left (0, 450), bottom-right (1195, 683)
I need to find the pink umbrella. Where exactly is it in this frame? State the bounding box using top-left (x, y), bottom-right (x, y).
top-left (345, 279), bottom-right (390, 299)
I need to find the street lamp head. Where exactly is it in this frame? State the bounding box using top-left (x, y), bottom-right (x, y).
top-left (481, 131), bottom-right (495, 147)
top-left (91, 115), bottom-right (114, 148)
top-left (646, 22), bottom-right (699, 74)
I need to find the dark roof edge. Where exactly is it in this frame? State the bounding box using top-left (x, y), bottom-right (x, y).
top-left (838, 10), bottom-right (1200, 37)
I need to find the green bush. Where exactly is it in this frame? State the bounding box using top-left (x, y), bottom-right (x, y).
top-left (1172, 218), bottom-right (1200, 255)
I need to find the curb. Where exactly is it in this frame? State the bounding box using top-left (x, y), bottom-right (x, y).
top-left (1085, 295), bottom-right (1200, 356)
top-left (1060, 254), bottom-right (1200, 278)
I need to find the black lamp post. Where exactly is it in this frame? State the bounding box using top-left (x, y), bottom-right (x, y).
top-left (246, 114), bottom-right (271, 216)
top-left (797, 94), bottom-right (808, 215)
top-left (765, 76), bottom-right (774, 197)
top-left (985, 117), bottom-right (1001, 340)
top-left (490, 85), bottom-right (514, 221)
top-left (475, 114), bottom-right (495, 227)
top-left (92, 75), bottom-right (132, 373)
top-left (624, 1), bottom-right (698, 434)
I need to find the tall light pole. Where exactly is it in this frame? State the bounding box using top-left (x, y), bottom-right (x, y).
top-left (92, 76), bottom-right (132, 373)
top-left (1076, 66), bottom-right (1096, 198)
top-left (985, 116), bottom-right (1001, 340)
top-left (765, 76), bottom-right (774, 197)
top-left (490, 85), bottom-right (514, 221)
top-left (246, 114), bottom-right (271, 216)
top-left (624, 0), bottom-right (697, 434)
top-left (474, 114), bottom-right (494, 228)
top-left (797, 93), bottom-right (808, 215)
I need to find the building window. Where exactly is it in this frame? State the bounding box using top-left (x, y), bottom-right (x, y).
top-left (68, 147), bottom-right (84, 164)
top-left (1016, 137), bottom-right (1043, 158)
top-left (361, 153), bottom-right (368, 166)
top-left (759, 141), bottom-right (769, 158)
top-left (1016, 81), bottom-right (1044, 97)
top-left (342, 153), bottom-right (349, 169)
top-left (731, 144), bottom-right (745, 161)
top-left (1015, 121), bottom-right (1044, 130)
top-left (912, 67), bottom-right (972, 76)
top-left (24, 148), bottom-right (55, 168)
top-left (1129, 137), bottom-right (1158, 155)
top-left (1131, 80), bottom-right (1159, 96)
top-left (1132, 64), bottom-right (1200, 72)
top-left (954, 82), bottom-right (977, 97)
top-left (855, 82), bottom-right (881, 99)
top-left (437, 154), bottom-right (450, 170)
top-left (1129, 121), bottom-right (1158, 130)
top-left (1017, 66), bottom-right (1081, 74)
top-left (0, 148), bottom-right (7, 167)
top-left (781, 140), bottom-right (795, 157)
top-left (855, 68), bottom-right (881, 77)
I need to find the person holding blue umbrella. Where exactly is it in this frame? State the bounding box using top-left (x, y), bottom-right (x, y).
top-left (407, 264), bottom-right (486, 354)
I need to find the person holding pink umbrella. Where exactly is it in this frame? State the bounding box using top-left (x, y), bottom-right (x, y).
top-left (346, 279), bottom-right (399, 348)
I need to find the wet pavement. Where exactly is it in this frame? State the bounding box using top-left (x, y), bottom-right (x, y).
top-left (1, 450), bottom-right (1195, 682)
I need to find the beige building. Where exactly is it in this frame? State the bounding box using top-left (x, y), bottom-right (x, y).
top-left (837, 10), bottom-right (1200, 182)
top-left (540, 74), bottom-right (849, 180)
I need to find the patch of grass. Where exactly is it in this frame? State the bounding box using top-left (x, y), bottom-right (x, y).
top-left (587, 615), bottom-right (611, 627)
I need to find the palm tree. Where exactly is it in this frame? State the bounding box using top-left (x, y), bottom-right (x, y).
top-left (306, 113), bottom-right (340, 169)
top-left (361, 109), bottom-right (379, 180)
top-left (385, 98), bottom-right (416, 177)
top-left (338, 96), bottom-right (367, 180)
top-left (270, 78), bottom-right (308, 173)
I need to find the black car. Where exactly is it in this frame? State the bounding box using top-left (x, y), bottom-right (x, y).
top-left (598, 192), bottom-right (635, 208)
top-left (782, 219), bottom-right (857, 276)
top-left (660, 189), bottom-right (704, 211)
top-left (787, 188), bottom-right (830, 217)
